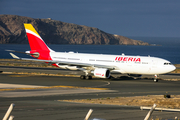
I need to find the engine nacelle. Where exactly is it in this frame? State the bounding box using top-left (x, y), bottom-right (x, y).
top-left (93, 68), bottom-right (110, 78)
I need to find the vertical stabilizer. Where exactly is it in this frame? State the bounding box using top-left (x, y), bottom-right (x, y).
top-left (24, 24), bottom-right (54, 60)
top-left (24, 24), bottom-right (54, 52)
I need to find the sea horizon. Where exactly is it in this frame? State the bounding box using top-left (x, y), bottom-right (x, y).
top-left (0, 36), bottom-right (179, 64)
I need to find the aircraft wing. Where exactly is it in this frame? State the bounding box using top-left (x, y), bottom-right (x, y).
top-left (9, 53), bottom-right (116, 70)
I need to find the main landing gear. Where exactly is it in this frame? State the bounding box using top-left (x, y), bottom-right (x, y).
top-left (80, 70), bottom-right (93, 80)
top-left (80, 75), bottom-right (92, 80)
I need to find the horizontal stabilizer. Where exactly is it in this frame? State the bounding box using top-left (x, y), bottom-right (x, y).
top-left (6, 50), bottom-right (38, 56)
top-left (9, 53), bottom-right (20, 59)
top-left (6, 50), bottom-right (27, 54)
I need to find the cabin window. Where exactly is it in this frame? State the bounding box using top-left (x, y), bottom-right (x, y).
top-left (68, 58), bottom-right (80, 60)
top-left (142, 62), bottom-right (148, 64)
top-left (89, 59), bottom-right (95, 61)
top-left (96, 60), bottom-right (113, 62)
top-left (53, 57), bottom-right (66, 59)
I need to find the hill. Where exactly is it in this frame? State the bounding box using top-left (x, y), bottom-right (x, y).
top-left (0, 15), bottom-right (149, 45)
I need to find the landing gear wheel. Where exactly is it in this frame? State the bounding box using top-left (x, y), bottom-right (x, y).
top-left (154, 74), bottom-right (159, 82)
top-left (154, 79), bottom-right (158, 82)
top-left (80, 75), bottom-right (85, 79)
top-left (85, 75), bottom-right (92, 80)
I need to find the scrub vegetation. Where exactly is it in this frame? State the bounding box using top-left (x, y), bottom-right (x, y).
top-left (61, 95), bottom-right (180, 109)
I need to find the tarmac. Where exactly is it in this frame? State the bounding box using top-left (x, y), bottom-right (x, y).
top-left (0, 66), bottom-right (180, 120)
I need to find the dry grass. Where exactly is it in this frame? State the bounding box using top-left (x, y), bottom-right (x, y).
top-left (61, 95), bottom-right (180, 109)
top-left (0, 59), bottom-right (56, 68)
top-left (172, 69), bottom-right (180, 73)
top-left (175, 64), bottom-right (180, 67)
top-left (11, 72), bottom-right (79, 77)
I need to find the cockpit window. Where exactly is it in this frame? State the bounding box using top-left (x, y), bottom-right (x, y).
top-left (164, 63), bottom-right (172, 65)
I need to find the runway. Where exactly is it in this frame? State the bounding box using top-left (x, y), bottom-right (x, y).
top-left (0, 66), bottom-right (180, 120)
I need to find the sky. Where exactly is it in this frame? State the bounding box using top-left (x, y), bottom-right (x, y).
top-left (1, 0), bottom-right (180, 37)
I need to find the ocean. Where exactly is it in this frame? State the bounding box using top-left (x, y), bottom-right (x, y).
top-left (0, 37), bottom-right (180, 64)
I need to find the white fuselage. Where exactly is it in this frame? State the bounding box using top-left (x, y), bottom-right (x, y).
top-left (50, 51), bottom-right (176, 75)
top-left (21, 23), bottom-right (176, 80)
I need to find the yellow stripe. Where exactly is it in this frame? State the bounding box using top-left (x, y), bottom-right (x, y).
top-left (24, 23), bottom-right (40, 37)
top-left (0, 85), bottom-right (109, 91)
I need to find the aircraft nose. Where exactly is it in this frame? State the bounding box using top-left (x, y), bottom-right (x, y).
top-left (171, 65), bottom-right (176, 71)
top-left (163, 64), bottom-right (176, 74)
top-left (169, 65), bottom-right (176, 72)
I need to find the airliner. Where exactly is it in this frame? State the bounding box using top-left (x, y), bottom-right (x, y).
top-left (8, 24), bottom-right (176, 82)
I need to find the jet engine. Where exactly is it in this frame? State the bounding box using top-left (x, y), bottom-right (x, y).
top-left (93, 68), bottom-right (110, 78)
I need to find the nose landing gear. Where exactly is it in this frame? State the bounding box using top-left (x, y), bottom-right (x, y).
top-left (154, 74), bottom-right (158, 82)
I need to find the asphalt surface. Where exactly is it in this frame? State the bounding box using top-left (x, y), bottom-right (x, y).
top-left (0, 65), bottom-right (180, 79)
top-left (0, 66), bottom-right (180, 120)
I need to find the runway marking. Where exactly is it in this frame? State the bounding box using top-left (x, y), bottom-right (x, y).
top-left (0, 84), bottom-right (109, 91)
top-left (7, 72), bottom-right (80, 77)
top-left (9, 75), bottom-right (34, 77)
top-left (90, 81), bottom-right (110, 88)
top-left (0, 83), bottom-right (46, 89)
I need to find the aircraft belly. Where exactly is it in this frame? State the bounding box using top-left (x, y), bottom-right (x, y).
top-left (124, 64), bottom-right (151, 74)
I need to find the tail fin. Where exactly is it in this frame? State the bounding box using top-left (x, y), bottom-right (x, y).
top-left (24, 24), bottom-right (54, 52)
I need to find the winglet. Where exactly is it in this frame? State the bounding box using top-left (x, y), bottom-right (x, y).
top-left (10, 53), bottom-right (20, 59)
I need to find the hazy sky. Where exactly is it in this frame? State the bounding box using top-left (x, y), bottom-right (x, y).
top-left (1, 0), bottom-right (180, 37)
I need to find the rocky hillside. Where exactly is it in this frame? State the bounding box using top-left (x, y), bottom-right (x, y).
top-left (0, 15), bottom-right (149, 45)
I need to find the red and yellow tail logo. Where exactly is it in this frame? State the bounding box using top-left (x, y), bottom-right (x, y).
top-left (24, 24), bottom-right (53, 60)
top-left (24, 24), bottom-right (53, 52)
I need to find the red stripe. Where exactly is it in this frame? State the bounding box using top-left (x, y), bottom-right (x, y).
top-left (26, 33), bottom-right (50, 52)
top-left (52, 63), bottom-right (59, 68)
top-left (26, 33), bottom-right (52, 60)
